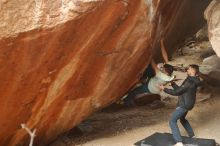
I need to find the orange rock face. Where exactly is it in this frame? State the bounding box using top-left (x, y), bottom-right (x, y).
top-left (0, 0), bottom-right (211, 145)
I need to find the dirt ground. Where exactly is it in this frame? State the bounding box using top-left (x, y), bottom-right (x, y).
top-left (50, 40), bottom-right (220, 146)
top-left (50, 88), bottom-right (220, 146)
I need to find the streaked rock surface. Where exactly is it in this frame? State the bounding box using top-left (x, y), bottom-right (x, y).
top-left (0, 0), bottom-right (211, 145)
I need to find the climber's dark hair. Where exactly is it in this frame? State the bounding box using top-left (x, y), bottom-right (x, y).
top-left (164, 64), bottom-right (174, 76)
top-left (189, 64), bottom-right (200, 75)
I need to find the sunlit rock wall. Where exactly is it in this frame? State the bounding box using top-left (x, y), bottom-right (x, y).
top-left (0, 0), bottom-right (211, 145)
top-left (205, 0), bottom-right (220, 57)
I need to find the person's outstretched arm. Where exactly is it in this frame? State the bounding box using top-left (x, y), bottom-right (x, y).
top-left (171, 81), bottom-right (180, 89)
top-left (151, 59), bottom-right (159, 73)
top-left (160, 82), bottom-right (189, 96)
top-left (160, 39), bottom-right (169, 64)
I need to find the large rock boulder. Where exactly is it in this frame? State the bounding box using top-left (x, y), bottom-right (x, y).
top-left (205, 0), bottom-right (220, 57)
top-left (0, 0), bottom-right (211, 145)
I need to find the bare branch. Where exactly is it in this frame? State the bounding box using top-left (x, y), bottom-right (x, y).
top-left (21, 123), bottom-right (36, 146)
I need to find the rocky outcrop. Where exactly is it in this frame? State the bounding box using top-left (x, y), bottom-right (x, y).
top-left (0, 0), bottom-right (211, 145)
top-left (205, 0), bottom-right (220, 57)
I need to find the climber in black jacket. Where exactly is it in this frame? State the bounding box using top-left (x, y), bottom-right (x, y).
top-left (160, 64), bottom-right (201, 146)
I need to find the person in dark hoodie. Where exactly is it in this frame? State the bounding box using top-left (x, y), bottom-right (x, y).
top-left (159, 64), bottom-right (201, 146)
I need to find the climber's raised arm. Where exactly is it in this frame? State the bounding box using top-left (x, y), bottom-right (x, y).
top-left (151, 59), bottom-right (159, 73)
top-left (160, 38), bottom-right (169, 64)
